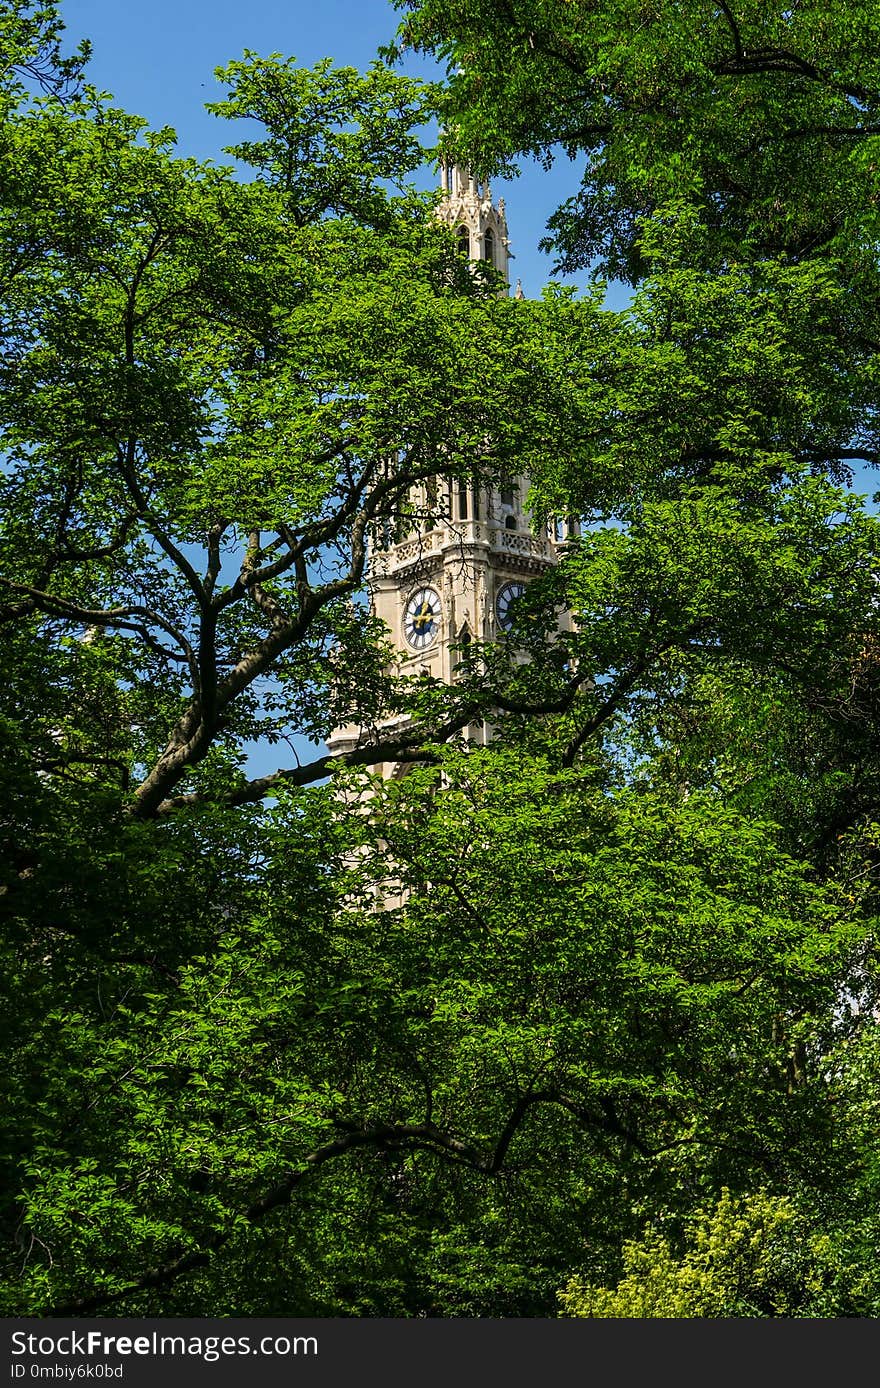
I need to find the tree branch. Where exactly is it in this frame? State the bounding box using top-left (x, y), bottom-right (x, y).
top-left (45, 1119), bottom-right (485, 1317)
top-left (716, 0), bottom-right (745, 62)
top-left (42, 1077), bottom-right (670, 1317)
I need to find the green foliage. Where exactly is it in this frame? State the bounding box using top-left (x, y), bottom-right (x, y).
top-left (559, 1190), bottom-right (828, 1318)
top-left (0, 0), bottom-right (89, 104)
top-left (394, 0), bottom-right (880, 278)
top-left (207, 56), bottom-right (431, 225)
top-left (4, 739), bottom-right (875, 1315)
top-left (3, 0), bottom-right (880, 1321)
top-left (0, 49), bottom-right (588, 818)
top-left (560, 1087), bottom-right (880, 1320)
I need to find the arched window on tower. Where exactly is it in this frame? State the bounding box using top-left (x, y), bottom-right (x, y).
top-left (457, 225), bottom-right (470, 257)
top-left (454, 621), bottom-right (474, 678)
top-left (484, 227), bottom-right (495, 266)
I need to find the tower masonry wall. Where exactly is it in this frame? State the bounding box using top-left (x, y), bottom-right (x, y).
top-left (326, 168), bottom-right (575, 771)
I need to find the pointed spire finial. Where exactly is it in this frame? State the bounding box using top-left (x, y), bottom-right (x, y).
top-left (514, 278), bottom-right (524, 300)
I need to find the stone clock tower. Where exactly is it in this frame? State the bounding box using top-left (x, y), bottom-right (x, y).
top-left (328, 168), bottom-right (572, 772)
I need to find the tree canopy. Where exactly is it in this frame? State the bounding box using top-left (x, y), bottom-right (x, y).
top-left (1, 0), bottom-right (880, 1317)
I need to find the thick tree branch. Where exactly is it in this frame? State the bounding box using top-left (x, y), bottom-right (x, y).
top-left (44, 1082), bottom-right (662, 1317)
top-left (710, 48), bottom-right (880, 107)
top-left (45, 1119), bottom-right (485, 1318)
top-left (129, 447), bottom-right (500, 817)
top-left (716, 0), bottom-right (745, 62)
top-left (151, 673), bottom-right (588, 813)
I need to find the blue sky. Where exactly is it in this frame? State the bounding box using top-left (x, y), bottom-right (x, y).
top-left (69, 0), bottom-right (597, 303)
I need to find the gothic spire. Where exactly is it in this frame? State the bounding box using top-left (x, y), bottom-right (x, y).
top-left (436, 162), bottom-right (512, 288)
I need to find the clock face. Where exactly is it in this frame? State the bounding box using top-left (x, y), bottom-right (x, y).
top-left (404, 587), bottom-right (442, 649)
top-left (496, 581), bottom-right (526, 631)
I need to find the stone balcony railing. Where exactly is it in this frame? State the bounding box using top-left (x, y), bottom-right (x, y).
top-left (372, 524), bottom-right (552, 574)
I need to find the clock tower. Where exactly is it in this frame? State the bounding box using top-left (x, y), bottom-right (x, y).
top-left (328, 168), bottom-right (572, 772)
